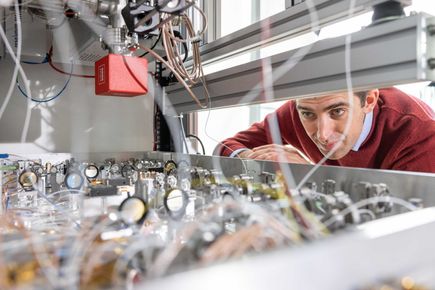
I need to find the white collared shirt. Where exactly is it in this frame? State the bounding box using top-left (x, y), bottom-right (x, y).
top-left (352, 111), bottom-right (373, 151)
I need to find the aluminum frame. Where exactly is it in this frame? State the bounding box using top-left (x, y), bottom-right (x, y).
top-left (166, 13), bottom-right (435, 113)
top-left (188, 0), bottom-right (411, 66)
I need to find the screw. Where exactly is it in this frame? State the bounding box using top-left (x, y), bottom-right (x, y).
top-left (427, 24), bottom-right (435, 36)
top-left (428, 58), bottom-right (435, 69)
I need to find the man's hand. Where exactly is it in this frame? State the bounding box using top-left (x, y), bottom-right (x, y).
top-left (237, 144), bottom-right (313, 164)
top-left (237, 149), bottom-right (254, 159)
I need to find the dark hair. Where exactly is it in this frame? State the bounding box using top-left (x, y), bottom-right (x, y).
top-left (354, 91), bottom-right (369, 107)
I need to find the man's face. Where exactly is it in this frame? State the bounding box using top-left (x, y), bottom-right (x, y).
top-left (295, 91), bottom-right (377, 160)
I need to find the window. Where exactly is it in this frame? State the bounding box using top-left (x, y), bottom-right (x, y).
top-left (193, 0), bottom-right (286, 154)
top-left (220, 0), bottom-right (285, 37)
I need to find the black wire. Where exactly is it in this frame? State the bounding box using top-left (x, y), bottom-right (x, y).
top-left (172, 30), bottom-right (189, 62)
top-left (181, 40), bottom-right (188, 62)
top-left (145, 30), bottom-right (188, 62)
top-left (186, 134), bottom-right (206, 155)
top-left (21, 54), bottom-right (49, 64)
top-left (17, 57), bottom-right (73, 103)
top-left (140, 32), bottom-right (162, 57)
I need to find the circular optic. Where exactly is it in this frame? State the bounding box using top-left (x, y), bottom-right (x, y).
top-left (110, 164), bottom-right (120, 174)
top-left (121, 164), bottom-right (136, 178)
top-left (19, 171), bottom-right (38, 188)
top-left (65, 171), bottom-right (84, 189)
top-left (164, 188), bottom-right (188, 219)
top-left (135, 161), bottom-right (144, 170)
top-left (119, 196), bottom-right (148, 225)
top-left (84, 164), bottom-right (99, 179)
top-left (164, 160), bottom-right (177, 174)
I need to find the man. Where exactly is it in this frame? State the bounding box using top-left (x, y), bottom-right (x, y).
top-left (218, 88), bottom-right (435, 173)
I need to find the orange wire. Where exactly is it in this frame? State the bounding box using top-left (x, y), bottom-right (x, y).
top-left (48, 46), bottom-right (95, 79)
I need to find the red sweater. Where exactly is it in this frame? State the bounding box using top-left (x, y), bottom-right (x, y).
top-left (220, 88), bottom-right (435, 173)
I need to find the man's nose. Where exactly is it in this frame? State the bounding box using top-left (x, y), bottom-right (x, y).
top-left (316, 116), bottom-right (334, 143)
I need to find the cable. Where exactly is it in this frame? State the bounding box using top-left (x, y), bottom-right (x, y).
top-left (139, 32), bottom-right (162, 58)
top-left (139, 3), bottom-right (212, 159)
top-left (186, 134), bottom-right (206, 155)
top-left (178, 115), bottom-right (190, 154)
top-left (323, 196), bottom-right (418, 228)
top-left (153, 102), bottom-right (159, 151)
top-left (358, 208), bottom-right (376, 220)
top-left (37, 190), bottom-right (82, 228)
top-left (202, 74), bottom-right (250, 175)
top-left (0, 1), bottom-right (32, 122)
top-left (16, 63), bottom-right (72, 103)
top-left (150, 200), bottom-right (303, 277)
top-left (6, 0), bottom-right (34, 143)
top-left (161, 11), bottom-right (204, 85)
top-left (157, 0), bottom-right (208, 100)
top-left (259, 17), bottom-right (298, 191)
top-left (21, 54), bottom-right (49, 64)
top-left (47, 46), bottom-right (95, 78)
top-left (165, 3), bottom-right (208, 44)
top-left (170, 30), bottom-right (189, 62)
top-left (137, 43), bottom-right (207, 108)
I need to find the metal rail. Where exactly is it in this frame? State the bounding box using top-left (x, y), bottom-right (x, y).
top-left (166, 13), bottom-right (434, 113)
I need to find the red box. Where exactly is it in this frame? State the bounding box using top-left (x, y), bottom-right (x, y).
top-left (95, 54), bottom-right (148, 96)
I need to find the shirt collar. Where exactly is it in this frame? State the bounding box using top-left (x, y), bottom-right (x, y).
top-left (352, 111), bottom-right (373, 151)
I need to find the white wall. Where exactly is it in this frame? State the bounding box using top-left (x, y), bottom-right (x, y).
top-left (0, 58), bottom-right (155, 154)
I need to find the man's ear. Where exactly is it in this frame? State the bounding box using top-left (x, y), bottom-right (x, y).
top-left (363, 89), bottom-right (379, 113)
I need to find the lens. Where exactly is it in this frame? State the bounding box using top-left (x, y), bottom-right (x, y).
top-left (119, 197), bottom-right (148, 224)
top-left (65, 172), bottom-right (84, 189)
top-left (84, 165), bottom-right (99, 179)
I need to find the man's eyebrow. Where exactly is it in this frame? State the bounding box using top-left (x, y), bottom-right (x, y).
top-left (296, 105), bottom-right (312, 111)
top-left (324, 102), bottom-right (349, 111)
top-left (296, 102), bottom-right (349, 112)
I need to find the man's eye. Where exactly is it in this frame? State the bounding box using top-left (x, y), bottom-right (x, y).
top-left (330, 108), bottom-right (345, 117)
top-left (301, 111), bottom-right (315, 119)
